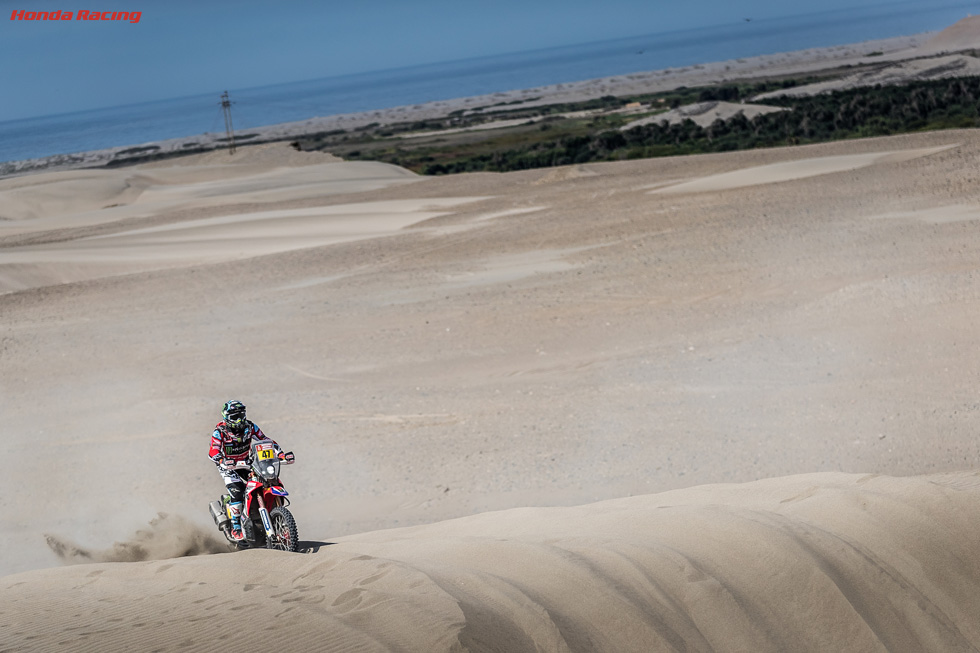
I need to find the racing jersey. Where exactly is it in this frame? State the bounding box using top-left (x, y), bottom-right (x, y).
top-left (208, 420), bottom-right (282, 466)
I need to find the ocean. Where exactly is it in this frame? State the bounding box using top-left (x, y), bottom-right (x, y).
top-left (2, 0), bottom-right (978, 164)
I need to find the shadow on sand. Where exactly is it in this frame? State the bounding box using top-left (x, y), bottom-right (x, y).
top-left (297, 540), bottom-right (333, 554)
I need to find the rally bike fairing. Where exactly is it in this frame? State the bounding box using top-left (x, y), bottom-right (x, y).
top-left (245, 442), bottom-right (289, 516)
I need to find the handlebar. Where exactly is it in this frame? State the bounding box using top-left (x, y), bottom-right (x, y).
top-left (218, 451), bottom-right (295, 470)
top-left (220, 459), bottom-right (250, 471)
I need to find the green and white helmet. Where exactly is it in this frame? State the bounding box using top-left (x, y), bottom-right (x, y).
top-left (222, 400), bottom-right (247, 433)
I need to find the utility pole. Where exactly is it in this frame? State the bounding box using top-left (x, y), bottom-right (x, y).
top-left (220, 91), bottom-right (236, 155)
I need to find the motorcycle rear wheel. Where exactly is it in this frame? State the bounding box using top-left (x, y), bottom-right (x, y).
top-left (267, 506), bottom-right (299, 552)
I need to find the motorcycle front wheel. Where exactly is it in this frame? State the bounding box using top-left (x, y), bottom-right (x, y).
top-left (267, 506), bottom-right (299, 553)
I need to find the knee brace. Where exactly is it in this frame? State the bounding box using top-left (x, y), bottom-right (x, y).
top-left (227, 482), bottom-right (245, 503)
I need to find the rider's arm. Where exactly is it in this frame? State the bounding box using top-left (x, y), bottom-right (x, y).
top-left (251, 423), bottom-right (293, 461)
top-left (208, 428), bottom-right (225, 465)
top-left (250, 423), bottom-right (282, 453)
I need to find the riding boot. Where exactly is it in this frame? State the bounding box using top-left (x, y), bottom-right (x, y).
top-left (228, 501), bottom-right (245, 540)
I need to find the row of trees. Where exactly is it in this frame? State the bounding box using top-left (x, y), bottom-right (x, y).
top-left (415, 76), bottom-right (980, 175)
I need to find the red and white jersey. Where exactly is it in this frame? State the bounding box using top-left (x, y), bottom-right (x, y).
top-left (209, 420), bottom-right (281, 465)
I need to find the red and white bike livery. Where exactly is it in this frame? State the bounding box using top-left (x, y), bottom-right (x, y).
top-left (209, 442), bottom-right (299, 552)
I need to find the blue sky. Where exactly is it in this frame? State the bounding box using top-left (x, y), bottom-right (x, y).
top-left (0, 0), bottom-right (977, 122)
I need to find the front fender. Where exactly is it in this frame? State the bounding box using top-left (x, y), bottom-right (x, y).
top-left (244, 480), bottom-right (263, 515)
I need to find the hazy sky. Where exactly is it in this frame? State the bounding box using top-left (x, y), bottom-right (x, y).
top-left (0, 0), bottom-right (977, 122)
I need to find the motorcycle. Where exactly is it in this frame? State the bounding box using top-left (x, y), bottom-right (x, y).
top-left (208, 442), bottom-right (299, 552)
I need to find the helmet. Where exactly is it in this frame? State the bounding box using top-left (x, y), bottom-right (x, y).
top-left (222, 400), bottom-right (247, 434)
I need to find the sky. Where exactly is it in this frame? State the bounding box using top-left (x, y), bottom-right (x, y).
top-left (0, 0), bottom-right (977, 122)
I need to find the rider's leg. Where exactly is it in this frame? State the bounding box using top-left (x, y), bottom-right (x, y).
top-left (227, 483), bottom-right (245, 538)
top-left (221, 472), bottom-right (247, 539)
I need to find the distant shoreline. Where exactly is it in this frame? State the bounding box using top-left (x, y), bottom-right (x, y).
top-left (0, 31), bottom-right (935, 179)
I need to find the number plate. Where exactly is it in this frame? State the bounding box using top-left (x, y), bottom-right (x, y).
top-left (256, 443), bottom-right (274, 460)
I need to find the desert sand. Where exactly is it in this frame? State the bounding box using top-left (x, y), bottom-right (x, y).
top-left (4, 127), bottom-right (980, 650)
top-left (5, 17), bottom-right (980, 652)
top-left (622, 100), bottom-right (788, 129)
top-left (753, 53), bottom-right (980, 100)
top-left (6, 472), bottom-right (980, 651)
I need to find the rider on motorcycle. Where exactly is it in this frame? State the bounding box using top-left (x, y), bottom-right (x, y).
top-left (208, 400), bottom-right (285, 541)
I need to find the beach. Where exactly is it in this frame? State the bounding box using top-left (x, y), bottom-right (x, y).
top-left (4, 19), bottom-right (980, 651)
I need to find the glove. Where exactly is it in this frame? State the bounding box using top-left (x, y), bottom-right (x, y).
top-left (279, 451), bottom-right (295, 464)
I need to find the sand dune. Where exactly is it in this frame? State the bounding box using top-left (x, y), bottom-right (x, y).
top-left (753, 54), bottom-right (980, 100)
top-left (744, 13), bottom-right (980, 101)
top-left (0, 156), bottom-right (418, 233)
top-left (4, 472), bottom-right (980, 651)
top-left (0, 197), bottom-right (486, 292)
top-left (622, 101), bottom-right (787, 130)
top-left (0, 143), bottom-right (342, 222)
top-left (923, 14), bottom-right (980, 53)
top-left (0, 147), bottom-right (437, 292)
top-left (650, 144), bottom-right (957, 194)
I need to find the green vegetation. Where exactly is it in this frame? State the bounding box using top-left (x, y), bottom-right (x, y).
top-left (117, 145), bottom-right (160, 155)
top-left (298, 75), bottom-right (980, 175)
top-left (216, 133), bottom-right (258, 142)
